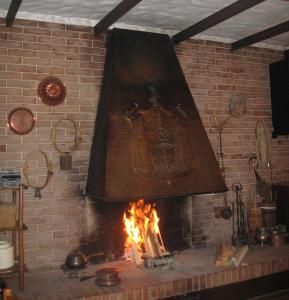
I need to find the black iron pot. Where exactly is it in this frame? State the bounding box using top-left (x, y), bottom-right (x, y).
top-left (65, 251), bottom-right (88, 269)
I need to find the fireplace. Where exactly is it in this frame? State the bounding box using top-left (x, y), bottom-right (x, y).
top-left (84, 28), bottom-right (226, 263)
top-left (79, 196), bottom-right (193, 262)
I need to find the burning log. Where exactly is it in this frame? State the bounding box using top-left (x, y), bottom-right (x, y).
top-left (131, 240), bottom-right (142, 265)
top-left (147, 224), bottom-right (162, 257)
top-left (140, 225), bottom-right (154, 257)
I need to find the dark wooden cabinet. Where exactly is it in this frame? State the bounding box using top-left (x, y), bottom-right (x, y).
top-left (272, 183), bottom-right (289, 231)
top-left (269, 59), bottom-right (289, 138)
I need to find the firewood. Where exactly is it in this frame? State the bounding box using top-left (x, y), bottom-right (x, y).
top-left (131, 240), bottom-right (142, 265)
top-left (214, 243), bottom-right (235, 267)
top-left (147, 225), bottom-right (162, 257)
top-left (232, 245), bottom-right (249, 266)
top-left (140, 225), bottom-right (154, 257)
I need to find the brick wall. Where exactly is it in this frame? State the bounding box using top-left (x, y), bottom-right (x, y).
top-left (176, 40), bottom-right (288, 245)
top-left (0, 18), bottom-right (105, 267)
top-left (0, 18), bottom-right (288, 268)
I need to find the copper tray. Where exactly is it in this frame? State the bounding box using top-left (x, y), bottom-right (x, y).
top-left (38, 76), bottom-right (66, 106)
top-left (8, 107), bottom-right (35, 135)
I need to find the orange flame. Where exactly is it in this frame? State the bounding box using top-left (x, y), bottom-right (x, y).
top-left (123, 199), bottom-right (161, 255)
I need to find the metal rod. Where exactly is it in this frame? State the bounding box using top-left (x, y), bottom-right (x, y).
top-left (18, 184), bottom-right (24, 291)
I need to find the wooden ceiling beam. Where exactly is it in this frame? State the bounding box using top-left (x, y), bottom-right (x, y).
top-left (172, 0), bottom-right (265, 44)
top-left (94, 0), bottom-right (143, 35)
top-left (232, 20), bottom-right (289, 51)
top-left (6, 0), bottom-right (22, 27)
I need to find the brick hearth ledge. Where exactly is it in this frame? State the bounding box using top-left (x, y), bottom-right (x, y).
top-left (6, 245), bottom-right (289, 299)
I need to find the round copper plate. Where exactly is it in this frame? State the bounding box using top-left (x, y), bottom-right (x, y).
top-left (38, 76), bottom-right (66, 106)
top-left (8, 107), bottom-right (35, 135)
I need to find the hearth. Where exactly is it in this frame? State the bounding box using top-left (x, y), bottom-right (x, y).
top-left (79, 196), bottom-right (193, 262)
top-left (6, 245), bottom-right (289, 300)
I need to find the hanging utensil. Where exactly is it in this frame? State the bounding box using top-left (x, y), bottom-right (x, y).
top-left (214, 95), bottom-right (247, 220)
top-left (256, 120), bottom-right (273, 202)
top-left (217, 129), bottom-right (232, 219)
top-left (220, 193), bottom-right (232, 219)
top-left (51, 118), bottom-right (81, 170)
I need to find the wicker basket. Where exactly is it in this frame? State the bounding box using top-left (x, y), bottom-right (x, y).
top-left (0, 203), bottom-right (16, 228)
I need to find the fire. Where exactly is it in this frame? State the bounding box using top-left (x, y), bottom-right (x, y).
top-left (123, 199), bottom-right (167, 264)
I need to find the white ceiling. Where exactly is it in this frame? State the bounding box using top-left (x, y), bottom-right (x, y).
top-left (0, 0), bottom-right (289, 50)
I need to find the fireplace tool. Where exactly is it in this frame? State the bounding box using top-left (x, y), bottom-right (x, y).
top-left (216, 125), bottom-right (232, 219)
top-left (232, 182), bottom-right (249, 246)
top-left (214, 95), bottom-right (247, 219)
top-left (213, 113), bottom-right (231, 219)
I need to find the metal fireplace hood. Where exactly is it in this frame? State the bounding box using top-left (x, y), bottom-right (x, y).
top-left (86, 28), bottom-right (227, 202)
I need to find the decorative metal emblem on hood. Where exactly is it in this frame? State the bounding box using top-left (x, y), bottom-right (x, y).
top-left (124, 84), bottom-right (193, 184)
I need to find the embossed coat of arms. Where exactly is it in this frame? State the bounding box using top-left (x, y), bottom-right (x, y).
top-left (125, 85), bottom-right (194, 183)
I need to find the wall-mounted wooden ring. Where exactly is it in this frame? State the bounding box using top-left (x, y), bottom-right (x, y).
top-left (51, 118), bottom-right (81, 154)
top-left (23, 151), bottom-right (53, 198)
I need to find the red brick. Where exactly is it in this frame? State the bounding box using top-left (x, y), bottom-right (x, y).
top-left (8, 32), bottom-right (37, 42)
top-left (0, 87), bottom-right (22, 95)
top-left (23, 57), bottom-right (51, 66)
top-left (0, 32), bottom-right (8, 40)
top-left (164, 282), bottom-right (173, 297)
top-left (0, 55), bottom-right (22, 64)
top-left (37, 65), bottom-right (64, 74)
top-left (37, 51), bottom-right (65, 59)
top-left (0, 25), bottom-right (22, 33)
top-left (172, 280), bottom-right (186, 295)
top-left (52, 44), bottom-right (78, 53)
top-left (23, 41), bottom-right (51, 51)
top-left (7, 79), bottom-right (36, 88)
top-left (8, 48), bottom-right (36, 57)
top-left (7, 64), bottom-right (36, 72)
top-left (193, 276), bottom-right (200, 291)
top-left (66, 24), bottom-right (91, 32)
top-left (39, 21), bottom-right (65, 30)
top-left (0, 40), bottom-right (22, 48)
top-left (52, 29), bottom-right (79, 38)
top-left (23, 27), bottom-right (51, 36)
top-left (14, 19), bottom-right (37, 27)
top-left (38, 36), bottom-right (65, 44)
top-left (157, 283), bottom-right (166, 299)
